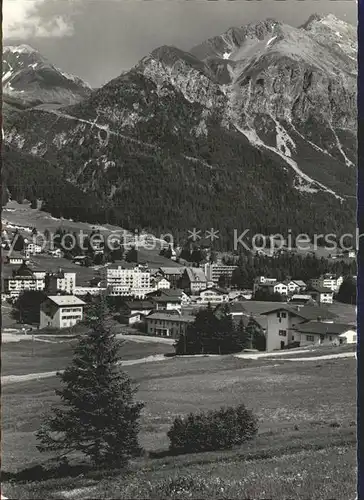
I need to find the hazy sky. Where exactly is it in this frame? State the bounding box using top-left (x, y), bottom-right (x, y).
top-left (4, 0), bottom-right (357, 87)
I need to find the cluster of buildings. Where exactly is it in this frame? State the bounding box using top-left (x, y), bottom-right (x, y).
top-left (253, 274), bottom-right (346, 305)
top-left (105, 262), bottom-right (238, 298)
top-left (224, 300), bottom-right (356, 351)
top-left (1, 253), bottom-right (356, 351)
top-left (2, 264), bottom-right (105, 299)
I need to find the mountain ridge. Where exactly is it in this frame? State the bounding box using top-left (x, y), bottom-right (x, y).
top-left (2, 44), bottom-right (91, 107)
top-left (2, 14), bottom-right (357, 246)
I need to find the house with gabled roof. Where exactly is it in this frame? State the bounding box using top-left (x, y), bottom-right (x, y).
top-left (292, 280), bottom-right (307, 291)
top-left (293, 321), bottom-right (357, 346)
top-left (180, 267), bottom-right (208, 295)
top-left (159, 267), bottom-right (186, 288)
top-left (40, 295), bottom-right (86, 329)
top-left (194, 286), bottom-right (229, 305)
top-left (145, 311), bottom-right (195, 338)
top-left (121, 300), bottom-right (155, 325)
top-left (147, 288), bottom-right (191, 312)
top-left (307, 286), bottom-right (334, 304)
top-left (261, 304), bottom-right (337, 351)
top-left (289, 294), bottom-right (316, 305)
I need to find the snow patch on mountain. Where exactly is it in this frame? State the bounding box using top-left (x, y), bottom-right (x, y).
top-left (294, 176), bottom-right (320, 194)
top-left (2, 71), bottom-right (12, 83)
top-left (183, 155), bottom-right (213, 169)
top-left (329, 124), bottom-right (355, 167)
top-left (234, 123), bottom-right (343, 200)
top-left (58, 69), bottom-right (91, 90)
top-left (266, 36), bottom-right (277, 46)
top-left (4, 44), bottom-right (37, 55)
top-left (274, 120), bottom-right (296, 157)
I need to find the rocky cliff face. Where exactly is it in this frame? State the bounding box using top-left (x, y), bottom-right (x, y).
top-left (2, 44), bottom-right (91, 107)
top-left (2, 15), bottom-right (357, 243)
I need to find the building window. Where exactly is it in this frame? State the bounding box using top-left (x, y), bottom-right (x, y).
top-left (306, 335), bottom-right (315, 342)
top-left (279, 330), bottom-right (287, 337)
top-left (281, 312), bottom-right (287, 318)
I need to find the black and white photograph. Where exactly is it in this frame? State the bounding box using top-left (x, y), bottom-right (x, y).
top-left (1, 0), bottom-right (358, 498)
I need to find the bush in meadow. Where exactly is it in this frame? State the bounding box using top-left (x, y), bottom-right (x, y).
top-left (167, 404), bottom-right (258, 454)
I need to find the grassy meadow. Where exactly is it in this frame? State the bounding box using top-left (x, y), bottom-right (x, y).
top-left (1, 336), bottom-right (357, 499)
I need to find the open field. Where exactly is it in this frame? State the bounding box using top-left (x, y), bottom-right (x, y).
top-left (3, 201), bottom-right (125, 236)
top-left (2, 337), bottom-right (357, 499)
top-left (1, 337), bottom-right (174, 377)
top-left (327, 302), bottom-right (357, 324)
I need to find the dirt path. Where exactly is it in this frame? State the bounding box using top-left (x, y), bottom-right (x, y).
top-left (2, 349), bottom-right (355, 386)
top-left (277, 352), bottom-right (356, 362)
top-left (234, 349), bottom-right (310, 360)
top-left (1, 354), bottom-right (172, 385)
top-left (116, 333), bottom-right (175, 344)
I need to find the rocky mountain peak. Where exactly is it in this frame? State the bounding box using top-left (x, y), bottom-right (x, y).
top-left (3, 44), bottom-right (91, 107)
top-left (3, 44), bottom-right (39, 55)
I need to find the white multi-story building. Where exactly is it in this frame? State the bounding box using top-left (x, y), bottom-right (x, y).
top-left (3, 264), bottom-right (45, 298)
top-left (106, 263), bottom-right (153, 298)
top-left (24, 243), bottom-right (42, 255)
top-left (204, 263), bottom-right (238, 284)
top-left (45, 270), bottom-right (76, 295)
top-left (310, 274), bottom-right (343, 292)
top-left (40, 295), bottom-right (86, 329)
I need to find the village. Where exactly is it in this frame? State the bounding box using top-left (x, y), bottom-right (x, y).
top-left (1, 221), bottom-right (357, 353)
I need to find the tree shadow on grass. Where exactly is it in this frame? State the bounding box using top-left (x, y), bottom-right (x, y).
top-left (2, 461), bottom-right (125, 484)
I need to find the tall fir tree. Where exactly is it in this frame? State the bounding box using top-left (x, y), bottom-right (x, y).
top-left (245, 316), bottom-right (265, 350)
top-left (232, 318), bottom-right (250, 352)
top-left (217, 303), bottom-right (234, 354)
top-left (36, 298), bottom-right (144, 467)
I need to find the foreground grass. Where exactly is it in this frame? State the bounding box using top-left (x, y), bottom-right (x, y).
top-left (2, 352), bottom-right (357, 499)
top-left (1, 338), bottom-right (174, 376)
top-left (3, 433), bottom-right (356, 499)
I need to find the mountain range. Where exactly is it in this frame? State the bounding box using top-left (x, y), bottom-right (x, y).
top-left (3, 44), bottom-right (91, 108)
top-left (2, 14), bottom-right (357, 248)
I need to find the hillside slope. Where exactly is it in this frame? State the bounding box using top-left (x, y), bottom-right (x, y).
top-left (3, 15), bottom-right (356, 246)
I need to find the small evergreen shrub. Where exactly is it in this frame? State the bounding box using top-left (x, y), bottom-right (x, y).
top-left (167, 404), bottom-right (258, 454)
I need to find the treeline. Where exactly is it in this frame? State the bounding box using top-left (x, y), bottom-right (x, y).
top-left (2, 145), bottom-right (107, 224)
top-left (175, 304), bottom-right (265, 355)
